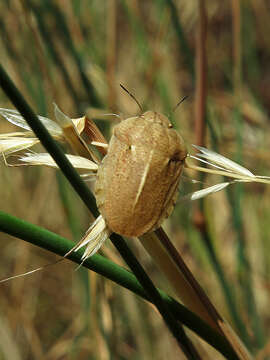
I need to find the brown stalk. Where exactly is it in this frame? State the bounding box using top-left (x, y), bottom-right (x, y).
top-left (194, 0), bottom-right (207, 147)
top-left (193, 0), bottom-right (208, 268)
top-left (193, 0), bottom-right (209, 317)
top-left (193, 0), bottom-right (208, 284)
top-left (193, 0), bottom-right (210, 321)
top-left (106, 0), bottom-right (117, 113)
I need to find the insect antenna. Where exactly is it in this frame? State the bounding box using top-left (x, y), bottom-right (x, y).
top-left (120, 84), bottom-right (143, 113)
top-left (172, 95), bottom-right (189, 114)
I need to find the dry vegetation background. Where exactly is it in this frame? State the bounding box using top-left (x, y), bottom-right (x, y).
top-left (1, 1), bottom-right (270, 359)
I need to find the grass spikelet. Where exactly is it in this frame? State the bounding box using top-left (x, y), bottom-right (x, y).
top-left (192, 144), bottom-right (255, 177)
top-left (0, 137), bottom-right (39, 155)
top-left (20, 152), bottom-right (98, 171)
top-left (73, 215), bottom-right (111, 260)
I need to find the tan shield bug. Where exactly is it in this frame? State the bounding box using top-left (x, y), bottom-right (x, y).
top-left (94, 87), bottom-right (187, 238)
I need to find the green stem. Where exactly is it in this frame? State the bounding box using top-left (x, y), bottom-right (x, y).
top-left (0, 210), bottom-right (239, 359)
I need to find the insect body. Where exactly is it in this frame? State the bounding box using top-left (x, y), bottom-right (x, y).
top-left (95, 111), bottom-right (187, 237)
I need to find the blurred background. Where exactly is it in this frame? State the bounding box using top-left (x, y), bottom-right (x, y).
top-left (1, 1), bottom-right (270, 359)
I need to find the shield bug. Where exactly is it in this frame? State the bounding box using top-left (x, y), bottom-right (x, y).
top-left (70, 88), bottom-right (188, 259)
top-left (94, 93), bottom-right (187, 238)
